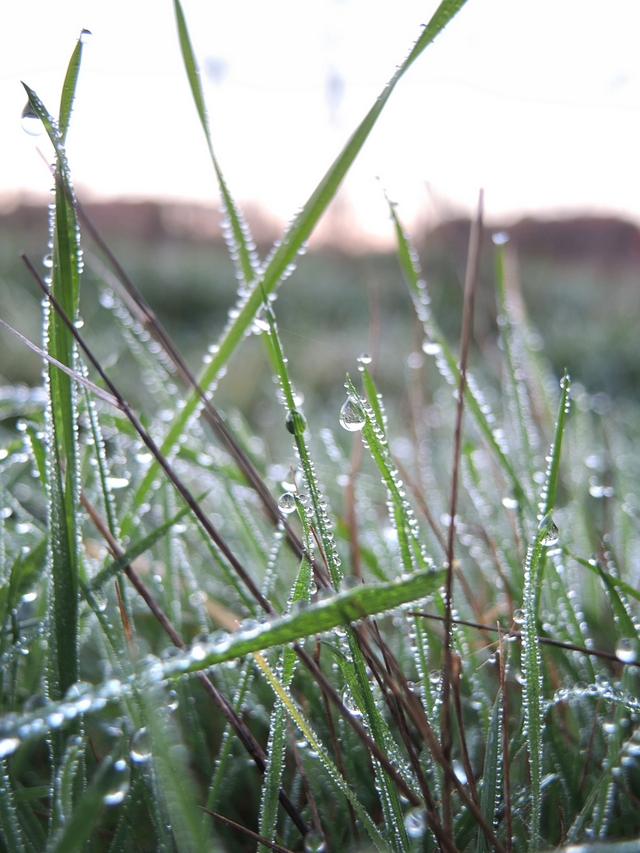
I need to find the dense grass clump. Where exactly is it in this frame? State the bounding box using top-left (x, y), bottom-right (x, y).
top-left (1, 2), bottom-right (639, 851)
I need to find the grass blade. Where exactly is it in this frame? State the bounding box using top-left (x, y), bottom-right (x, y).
top-left (160, 566), bottom-right (445, 677)
top-left (136, 0), bottom-right (471, 511)
top-left (23, 80), bottom-right (82, 712)
top-left (0, 760), bottom-right (26, 853)
top-left (521, 375), bottom-right (570, 852)
top-left (173, 0), bottom-right (259, 286)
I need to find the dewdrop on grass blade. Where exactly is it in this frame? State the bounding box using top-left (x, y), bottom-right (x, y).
top-left (20, 101), bottom-right (44, 136)
top-left (339, 395), bottom-right (365, 432)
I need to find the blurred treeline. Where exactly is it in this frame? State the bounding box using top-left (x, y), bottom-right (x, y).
top-left (1, 199), bottom-right (638, 433)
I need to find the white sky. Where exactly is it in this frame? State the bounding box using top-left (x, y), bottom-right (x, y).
top-left (2, 0), bottom-right (640, 243)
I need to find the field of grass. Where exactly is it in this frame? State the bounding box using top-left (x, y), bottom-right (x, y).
top-left (1, 1), bottom-right (640, 851)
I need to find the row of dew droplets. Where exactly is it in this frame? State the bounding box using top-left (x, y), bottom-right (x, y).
top-left (0, 677), bottom-right (128, 760)
top-left (520, 374), bottom-right (570, 851)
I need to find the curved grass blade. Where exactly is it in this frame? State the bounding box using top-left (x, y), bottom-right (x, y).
top-left (137, 0), bottom-right (471, 508)
top-left (160, 566), bottom-right (444, 678)
top-left (173, 0), bottom-right (259, 288)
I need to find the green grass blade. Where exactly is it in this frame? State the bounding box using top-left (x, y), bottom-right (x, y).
top-left (521, 376), bottom-right (570, 852)
top-left (494, 237), bottom-right (537, 489)
top-left (260, 300), bottom-right (343, 589)
top-left (388, 198), bottom-right (531, 514)
top-left (0, 760), bottom-right (27, 853)
top-left (136, 0), bottom-right (470, 512)
top-left (161, 566), bottom-right (444, 677)
top-left (49, 734), bottom-right (84, 842)
top-left (22, 85), bottom-right (82, 710)
top-left (87, 499), bottom-right (196, 592)
top-left (253, 650), bottom-right (392, 853)
top-left (140, 688), bottom-right (210, 853)
top-left (571, 550), bottom-right (640, 604)
top-left (58, 33), bottom-right (86, 142)
top-left (477, 694), bottom-right (502, 853)
top-left (47, 756), bottom-right (129, 853)
top-left (173, 0), bottom-right (258, 287)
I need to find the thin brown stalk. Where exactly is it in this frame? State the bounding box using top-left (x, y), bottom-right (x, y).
top-left (441, 189), bottom-right (484, 834)
top-left (450, 651), bottom-right (480, 808)
top-left (292, 641), bottom-right (421, 807)
top-left (200, 807), bottom-right (296, 853)
top-left (408, 610), bottom-right (636, 668)
top-left (76, 202), bottom-right (313, 570)
top-left (23, 253), bottom-right (274, 616)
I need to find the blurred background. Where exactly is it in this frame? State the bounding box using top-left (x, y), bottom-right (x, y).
top-left (1, 0), bottom-right (639, 431)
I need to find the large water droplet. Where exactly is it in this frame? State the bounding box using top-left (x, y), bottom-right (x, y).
top-left (304, 831), bottom-right (326, 853)
top-left (130, 727), bottom-right (151, 763)
top-left (615, 638), bottom-right (638, 664)
top-left (80, 28), bottom-right (92, 44)
top-left (541, 521), bottom-right (559, 547)
top-left (103, 758), bottom-right (130, 806)
top-left (0, 737), bottom-right (21, 758)
top-left (21, 101), bottom-right (43, 136)
top-left (404, 807), bottom-right (426, 839)
top-left (278, 492), bottom-right (297, 514)
top-left (339, 395), bottom-right (365, 432)
top-left (285, 409), bottom-right (307, 436)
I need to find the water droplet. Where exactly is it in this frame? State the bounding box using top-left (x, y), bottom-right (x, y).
top-left (422, 339), bottom-right (441, 356)
top-left (304, 831), bottom-right (327, 853)
top-left (339, 395), bottom-right (365, 432)
top-left (502, 495), bottom-right (519, 509)
top-left (541, 521), bottom-right (559, 547)
top-left (42, 253), bottom-right (53, 269)
top-left (615, 638), bottom-right (638, 664)
top-left (210, 630), bottom-right (231, 653)
top-left (278, 492), bottom-right (297, 514)
top-left (80, 28), bottom-right (92, 43)
top-left (339, 576), bottom-right (361, 593)
top-left (236, 618), bottom-right (262, 639)
top-left (0, 737), bottom-right (21, 758)
top-left (21, 101), bottom-right (43, 136)
top-left (103, 758), bottom-right (130, 806)
top-left (492, 231), bottom-right (510, 246)
top-left (106, 477), bottom-right (129, 490)
top-left (404, 807), bottom-right (426, 839)
top-left (453, 759), bottom-right (467, 785)
top-left (357, 353), bottom-right (372, 366)
top-left (285, 409), bottom-right (307, 436)
top-left (513, 608), bottom-right (525, 625)
top-left (130, 727), bottom-right (151, 763)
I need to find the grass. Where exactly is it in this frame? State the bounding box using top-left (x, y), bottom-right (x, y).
top-left (1, 2), bottom-right (640, 851)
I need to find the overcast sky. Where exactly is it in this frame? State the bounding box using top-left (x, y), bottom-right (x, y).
top-left (2, 0), bottom-right (640, 242)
